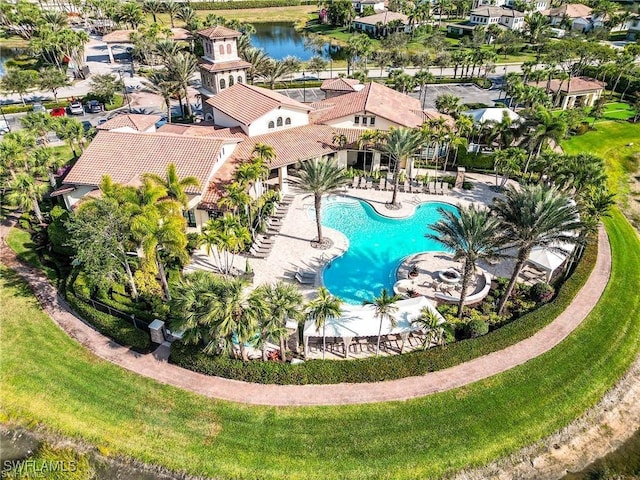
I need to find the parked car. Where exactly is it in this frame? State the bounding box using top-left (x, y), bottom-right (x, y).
top-left (85, 100), bottom-right (103, 113)
top-left (155, 116), bottom-right (168, 129)
top-left (81, 120), bottom-right (93, 132)
top-left (50, 107), bottom-right (66, 117)
top-left (296, 75), bottom-right (319, 81)
top-left (32, 103), bottom-right (46, 113)
top-left (0, 120), bottom-right (9, 134)
top-left (96, 117), bottom-right (108, 125)
top-left (68, 101), bottom-right (84, 115)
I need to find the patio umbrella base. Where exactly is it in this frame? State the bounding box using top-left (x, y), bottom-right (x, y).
top-left (310, 237), bottom-right (333, 250)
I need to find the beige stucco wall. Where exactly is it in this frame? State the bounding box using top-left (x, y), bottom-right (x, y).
top-left (247, 107), bottom-right (309, 137)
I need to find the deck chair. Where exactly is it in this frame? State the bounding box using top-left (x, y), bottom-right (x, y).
top-left (351, 176), bottom-right (360, 189)
top-left (295, 272), bottom-right (315, 284)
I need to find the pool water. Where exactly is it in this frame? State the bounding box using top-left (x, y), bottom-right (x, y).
top-left (320, 198), bottom-right (457, 304)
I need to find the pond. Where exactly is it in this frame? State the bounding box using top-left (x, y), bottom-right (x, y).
top-left (0, 48), bottom-right (25, 75)
top-left (250, 22), bottom-right (344, 61)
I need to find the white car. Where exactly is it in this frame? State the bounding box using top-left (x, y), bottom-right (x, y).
top-left (68, 101), bottom-right (84, 115)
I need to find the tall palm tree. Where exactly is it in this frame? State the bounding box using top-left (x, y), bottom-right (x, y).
top-left (218, 182), bottom-right (250, 215)
top-left (381, 127), bottom-right (423, 207)
top-left (243, 48), bottom-right (269, 84)
top-left (262, 281), bottom-right (304, 362)
top-left (165, 52), bottom-right (198, 117)
top-left (414, 69), bottom-right (434, 109)
top-left (411, 307), bottom-right (453, 349)
top-left (491, 184), bottom-right (582, 316)
top-left (144, 72), bottom-right (180, 123)
top-left (5, 171), bottom-right (48, 223)
top-left (201, 213), bottom-right (251, 275)
top-left (163, 0), bottom-right (180, 28)
top-left (20, 112), bottom-right (53, 147)
top-left (305, 287), bottom-right (343, 359)
top-left (427, 205), bottom-right (503, 318)
top-left (363, 288), bottom-right (400, 356)
top-left (142, 162), bottom-right (200, 208)
top-left (210, 277), bottom-right (266, 362)
top-left (142, 0), bottom-right (163, 23)
top-left (357, 129), bottom-right (383, 174)
top-left (289, 159), bottom-right (350, 246)
top-left (434, 93), bottom-right (462, 117)
top-left (523, 106), bottom-right (567, 173)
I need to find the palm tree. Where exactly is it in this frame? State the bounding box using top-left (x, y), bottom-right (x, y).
top-left (142, 0), bottom-right (163, 23)
top-left (411, 307), bottom-right (453, 349)
top-left (491, 184), bottom-right (582, 316)
top-left (165, 52), bottom-right (198, 117)
top-left (414, 69), bottom-right (434, 109)
top-left (218, 182), bottom-right (250, 215)
top-left (262, 281), bottom-right (304, 362)
top-left (5, 171), bottom-right (48, 223)
top-left (163, 0), bottom-right (180, 28)
top-left (144, 72), bottom-right (180, 123)
top-left (209, 277), bottom-right (266, 362)
top-left (427, 205), bottom-right (503, 318)
top-left (381, 127), bottom-right (423, 207)
top-left (142, 162), bottom-right (200, 208)
top-left (305, 287), bottom-right (343, 359)
top-left (259, 58), bottom-right (299, 90)
top-left (363, 288), bottom-right (400, 356)
top-left (20, 113), bottom-right (53, 147)
top-left (434, 93), bottom-right (462, 117)
top-left (357, 129), bottom-right (383, 174)
top-left (243, 48), bottom-right (269, 84)
top-left (523, 106), bottom-right (567, 173)
top-left (493, 147), bottom-right (526, 189)
top-left (200, 213), bottom-right (251, 275)
top-left (289, 159), bottom-right (350, 246)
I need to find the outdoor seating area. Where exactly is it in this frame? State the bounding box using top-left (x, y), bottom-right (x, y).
top-left (348, 176), bottom-right (451, 195)
top-left (248, 195), bottom-right (293, 259)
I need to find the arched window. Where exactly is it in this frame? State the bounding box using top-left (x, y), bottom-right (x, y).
top-left (237, 75), bottom-right (243, 84)
top-left (229, 75), bottom-right (234, 86)
top-left (218, 44), bottom-right (224, 55)
top-left (226, 43), bottom-right (232, 54)
top-left (285, 117), bottom-right (291, 125)
top-left (268, 121), bottom-right (275, 129)
top-left (205, 113), bottom-right (214, 121)
top-left (276, 117), bottom-right (283, 127)
top-left (219, 78), bottom-right (226, 90)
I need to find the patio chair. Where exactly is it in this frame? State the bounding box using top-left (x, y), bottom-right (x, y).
top-left (442, 182), bottom-right (450, 195)
top-left (351, 176), bottom-right (360, 189)
top-left (365, 179), bottom-right (373, 189)
top-left (402, 180), bottom-right (410, 193)
top-left (378, 178), bottom-right (386, 190)
top-left (295, 272), bottom-right (315, 284)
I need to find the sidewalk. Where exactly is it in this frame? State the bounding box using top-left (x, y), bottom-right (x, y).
top-left (0, 221), bottom-right (611, 406)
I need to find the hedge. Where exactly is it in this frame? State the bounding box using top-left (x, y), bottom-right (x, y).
top-left (0, 101), bottom-right (68, 115)
top-left (170, 239), bottom-right (598, 384)
top-left (189, 0), bottom-right (315, 10)
top-left (66, 291), bottom-right (152, 353)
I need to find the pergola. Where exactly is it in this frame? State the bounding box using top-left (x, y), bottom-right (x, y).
top-left (302, 296), bottom-right (444, 358)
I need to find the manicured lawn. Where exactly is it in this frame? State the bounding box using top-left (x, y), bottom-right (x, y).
top-left (5, 228), bottom-right (57, 281)
top-left (0, 35), bottom-right (29, 48)
top-left (1, 208), bottom-right (639, 479)
top-left (562, 119), bottom-right (640, 199)
top-left (147, 5), bottom-right (316, 25)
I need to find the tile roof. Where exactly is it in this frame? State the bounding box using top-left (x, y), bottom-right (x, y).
top-left (197, 25), bottom-right (242, 39)
top-left (528, 76), bottom-right (605, 94)
top-left (205, 83), bottom-right (310, 126)
top-left (546, 3), bottom-right (592, 18)
top-left (311, 82), bottom-right (429, 128)
top-left (354, 11), bottom-right (408, 26)
top-left (157, 123), bottom-right (247, 139)
top-left (63, 131), bottom-right (223, 194)
top-left (96, 114), bottom-right (161, 132)
top-left (320, 77), bottom-right (361, 92)
top-left (198, 58), bottom-right (252, 73)
top-left (471, 6), bottom-right (524, 17)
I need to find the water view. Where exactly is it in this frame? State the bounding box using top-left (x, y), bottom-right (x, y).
top-left (0, 48), bottom-right (23, 75)
top-left (250, 22), bottom-right (344, 61)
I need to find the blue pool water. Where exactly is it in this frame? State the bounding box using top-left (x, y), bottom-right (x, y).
top-left (321, 198), bottom-right (457, 304)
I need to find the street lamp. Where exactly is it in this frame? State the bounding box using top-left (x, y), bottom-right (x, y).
top-left (302, 70), bottom-right (306, 103)
top-left (118, 69), bottom-right (132, 112)
top-left (498, 66), bottom-right (507, 101)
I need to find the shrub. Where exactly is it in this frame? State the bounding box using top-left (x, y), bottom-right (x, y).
top-left (530, 281), bottom-right (555, 303)
top-left (465, 319), bottom-right (489, 338)
top-left (190, 0), bottom-right (308, 9)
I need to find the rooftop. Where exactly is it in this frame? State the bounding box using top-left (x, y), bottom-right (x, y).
top-left (320, 77), bottom-right (362, 92)
top-left (528, 76), bottom-right (606, 94)
top-left (545, 3), bottom-right (592, 18)
top-left (197, 25), bottom-right (242, 39)
top-left (471, 6), bottom-right (524, 17)
top-left (198, 58), bottom-right (252, 73)
top-left (354, 11), bottom-right (409, 26)
top-left (96, 114), bottom-right (161, 132)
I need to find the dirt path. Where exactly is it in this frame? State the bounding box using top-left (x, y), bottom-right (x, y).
top-left (0, 224), bottom-right (612, 406)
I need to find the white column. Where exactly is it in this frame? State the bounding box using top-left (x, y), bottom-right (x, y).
top-left (278, 166), bottom-right (288, 193)
top-left (107, 45), bottom-right (115, 64)
top-left (561, 94), bottom-right (569, 110)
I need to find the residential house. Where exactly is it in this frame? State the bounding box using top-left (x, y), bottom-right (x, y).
top-left (469, 6), bottom-right (525, 30)
top-left (528, 76), bottom-right (606, 109)
top-left (96, 114), bottom-right (162, 133)
top-left (320, 78), bottom-right (364, 99)
top-left (352, 0), bottom-right (386, 14)
top-left (352, 11), bottom-right (413, 36)
top-left (544, 3), bottom-right (603, 32)
top-left (472, 0), bottom-right (548, 12)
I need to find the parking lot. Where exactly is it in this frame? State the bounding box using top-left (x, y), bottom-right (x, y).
top-left (278, 82), bottom-right (500, 109)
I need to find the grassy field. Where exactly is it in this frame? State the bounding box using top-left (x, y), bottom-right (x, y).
top-left (147, 5), bottom-right (316, 25)
top-left (1, 207), bottom-right (639, 479)
top-left (0, 35), bottom-right (29, 48)
top-left (5, 228), bottom-right (58, 281)
top-left (562, 119), bottom-right (640, 200)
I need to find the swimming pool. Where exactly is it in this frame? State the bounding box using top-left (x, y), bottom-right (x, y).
top-left (320, 198), bottom-right (457, 304)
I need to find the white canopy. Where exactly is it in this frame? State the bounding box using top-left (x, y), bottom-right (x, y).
top-left (528, 242), bottom-right (576, 280)
top-left (463, 107), bottom-right (521, 125)
top-left (303, 296), bottom-right (442, 339)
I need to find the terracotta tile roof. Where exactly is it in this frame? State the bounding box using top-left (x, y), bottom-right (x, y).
top-left (157, 123), bottom-right (247, 139)
top-left (97, 114), bottom-right (161, 132)
top-left (354, 11), bottom-right (408, 26)
top-left (205, 83), bottom-right (310, 126)
top-left (199, 58), bottom-right (252, 73)
top-left (199, 156), bottom-right (242, 208)
top-left (311, 82), bottom-right (428, 128)
top-left (197, 25), bottom-right (242, 39)
top-left (528, 76), bottom-right (605, 94)
top-left (545, 3), bottom-right (592, 18)
top-left (320, 78), bottom-right (361, 92)
top-left (63, 131), bottom-right (223, 194)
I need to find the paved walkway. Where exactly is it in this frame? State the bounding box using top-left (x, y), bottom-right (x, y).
top-left (0, 223), bottom-right (611, 406)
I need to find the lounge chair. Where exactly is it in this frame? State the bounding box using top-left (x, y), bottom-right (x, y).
top-left (365, 179), bottom-right (373, 189)
top-left (295, 272), bottom-right (315, 284)
top-left (351, 176), bottom-right (360, 189)
top-left (442, 183), bottom-right (450, 195)
top-left (378, 178), bottom-right (386, 190)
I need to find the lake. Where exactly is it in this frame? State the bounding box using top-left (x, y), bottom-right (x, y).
top-left (0, 48), bottom-right (24, 75)
top-left (250, 22), bottom-right (344, 61)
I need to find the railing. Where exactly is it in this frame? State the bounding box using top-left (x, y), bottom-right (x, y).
top-left (78, 295), bottom-right (151, 332)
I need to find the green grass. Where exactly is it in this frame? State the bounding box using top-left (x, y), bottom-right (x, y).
top-left (5, 228), bottom-right (57, 282)
top-left (147, 5), bottom-right (316, 25)
top-left (562, 119), bottom-right (640, 199)
top-left (1, 208), bottom-right (639, 479)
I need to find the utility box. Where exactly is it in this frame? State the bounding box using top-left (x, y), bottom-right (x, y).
top-left (148, 319), bottom-right (166, 344)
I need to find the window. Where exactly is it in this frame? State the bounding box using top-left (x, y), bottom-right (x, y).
top-left (362, 117), bottom-right (368, 126)
top-left (369, 117), bottom-right (376, 126)
top-left (219, 78), bottom-right (226, 90)
top-left (237, 75), bottom-right (243, 84)
top-left (183, 209), bottom-right (197, 228)
top-left (354, 116), bottom-right (360, 124)
top-left (226, 43), bottom-right (232, 54)
top-left (268, 121), bottom-right (275, 129)
top-left (219, 44), bottom-right (224, 55)
top-left (277, 117), bottom-right (283, 127)
top-left (285, 117), bottom-right (291, 125)
top-left (229, 75), bottom-right (234, 86)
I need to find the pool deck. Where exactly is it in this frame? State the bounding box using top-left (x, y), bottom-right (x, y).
top-left (188, 172), bottom-right (518, 300)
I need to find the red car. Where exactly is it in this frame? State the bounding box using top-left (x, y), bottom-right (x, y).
top-left (50, 107), bottom-right (66, 117)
